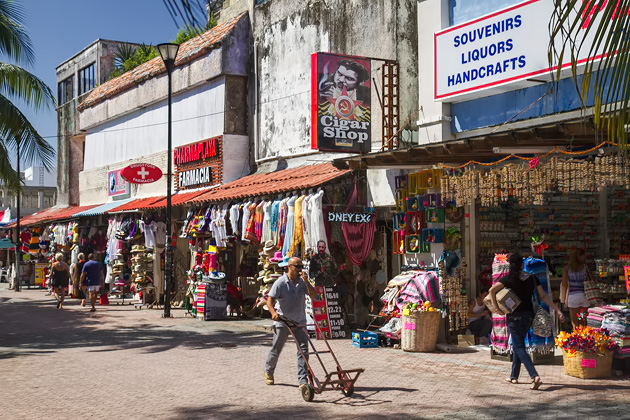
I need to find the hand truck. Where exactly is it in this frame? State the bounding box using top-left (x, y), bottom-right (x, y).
top-left (278, 315), bottom-right (364, 402)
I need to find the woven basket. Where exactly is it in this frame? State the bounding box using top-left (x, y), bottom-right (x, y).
top-left (401, 311), bottom-right (441, 352)
top-left (563, 350), bottom-right (613, 379)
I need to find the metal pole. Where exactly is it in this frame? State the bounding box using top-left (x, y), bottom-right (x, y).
top-left (15, 139), bottom-right (20, 292)
top-left (163, 67), bottom-right (173, 317)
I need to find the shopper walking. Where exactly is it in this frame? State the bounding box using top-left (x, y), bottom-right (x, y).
top-left (264, 256), bottom-right (317, 391)
top-left (562, 248), bottom-right (591, 328)
top-left (71, 253), bottom-right (86, 306)
top-left (80, 254), bottom-right (103, 312)
top-left (489, 253), bottom-right (565, 390)
top-left (51, 253), bottom-right (70, 309)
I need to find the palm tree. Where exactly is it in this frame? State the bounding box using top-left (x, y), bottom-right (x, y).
top-left (0, 0), bottom-right (55, 191)
top-left (550, 0), bottom-right (630, 147)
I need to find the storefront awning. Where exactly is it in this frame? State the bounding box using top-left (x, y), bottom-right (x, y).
top-left (333, 117), bottom-right (604, 170)
top-left (189, 163), bottom-right (351, 204)
top-left (146, 189), bottom-right (212, 209)
top-left (72, 198), bottom-right (135, 217)
top-left (107, 196), bottom-right (164, 213)
top-left (11, 204), bottom-right (103, 227)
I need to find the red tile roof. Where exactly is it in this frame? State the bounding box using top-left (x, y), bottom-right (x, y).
top-left (78, 13), bottom-right (247, 111)
top-left (144, 189), bottom-right (210, 209)
top-left (107, 196), bottom-right (164, 213)
top-left (13, 204), bottom-right (102, 227)
top-left (190, 163), bottom-right (351, 204)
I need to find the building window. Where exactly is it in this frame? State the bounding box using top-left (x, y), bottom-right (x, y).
top-left (79, 63), bottom-right (96, 95)
top-left (58, 76), bottom-right (73, 104)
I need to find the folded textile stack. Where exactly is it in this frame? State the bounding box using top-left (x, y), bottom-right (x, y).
top-left (587, 306), bottom-right (607, 328)
top-left (600, 305), bottom-right (630, 359)
top-left (130, 245), bottom-right (153, 283)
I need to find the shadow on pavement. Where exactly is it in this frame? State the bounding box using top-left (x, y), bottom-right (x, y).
top-left (0, 298), bottom-right (272, 358)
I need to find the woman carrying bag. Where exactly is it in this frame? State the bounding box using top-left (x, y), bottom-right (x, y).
top-left (489, 253), bottom-right (565, 390)
top-left (561, 248), bottom-right (592, 328)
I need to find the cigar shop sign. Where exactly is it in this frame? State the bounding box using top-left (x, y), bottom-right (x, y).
top-left (327, 211), bottom-right (372, 223)
top-left (174, 136), bottom-right (222, 191)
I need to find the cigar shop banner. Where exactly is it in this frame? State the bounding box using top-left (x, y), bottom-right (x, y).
top-left (311, 52), bottom-right (371, 153)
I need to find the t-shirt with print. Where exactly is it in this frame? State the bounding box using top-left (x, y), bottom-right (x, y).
top-left (268, 273), bottom-right (307, 326)
top-left (499, 272), bottom-right (540, 313)
top-left (82, 260), bottom-right (103, 287)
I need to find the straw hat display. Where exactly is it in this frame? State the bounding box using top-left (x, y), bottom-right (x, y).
top-left (259, 240), bottom-right (277, 257)
top-left (131, 248), bottom-right (153, 283)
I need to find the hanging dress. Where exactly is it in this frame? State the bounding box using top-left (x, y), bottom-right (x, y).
top-left (261, 200), bottom-right (272, 243)
top-left (282, 196), bottom-right (296, 257)
top-left (289, 195), bottom-right (305, 257)
top-left (310, 190), bottom-right (328, 252)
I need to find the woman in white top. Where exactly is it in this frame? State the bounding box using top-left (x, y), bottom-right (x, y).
top-left (468, 289), bottom-right (492, 342)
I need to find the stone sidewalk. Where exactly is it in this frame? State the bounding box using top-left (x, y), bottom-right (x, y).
top-left (0, 285), bottom-right (628, 420)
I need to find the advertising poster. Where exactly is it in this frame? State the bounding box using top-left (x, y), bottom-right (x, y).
top-left (313, 286), bottom-right (346, 340)
top-left (311, 52), bottom-right (371, 153)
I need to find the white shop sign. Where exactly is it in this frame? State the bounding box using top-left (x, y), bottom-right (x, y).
top-left (434, 0), bottom-right (609, 102)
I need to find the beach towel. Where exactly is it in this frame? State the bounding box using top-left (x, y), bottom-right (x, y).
top-left (523, 257), bottom-right (555, 354)
top-left (491, 254), bottom-right (511, 354)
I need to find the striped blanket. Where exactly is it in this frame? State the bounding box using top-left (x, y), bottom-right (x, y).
top-left (491, 254), bottom-right (510, 354)
top-left (395, 270), bottom-right (440, 309)
top-left (523, 257), bottom-right (555, 354)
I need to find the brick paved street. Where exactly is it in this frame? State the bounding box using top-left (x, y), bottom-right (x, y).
top-left (1, 285), bottom-right (628, 420)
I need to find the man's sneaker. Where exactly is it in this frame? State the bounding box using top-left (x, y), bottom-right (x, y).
top-left (264, 372), bottom-right (274, 385)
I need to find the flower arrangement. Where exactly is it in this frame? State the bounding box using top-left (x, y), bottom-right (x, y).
top-left (555, 326), bottom-right (618, 356)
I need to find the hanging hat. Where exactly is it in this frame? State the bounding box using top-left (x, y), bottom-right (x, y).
top-left (277, 255), bottom-right (290, 268)
top-left (260, 240), bottom-right (277, 256)
top-left (269, 251), bottom-right (283, 263)
top-left (131, 245), bottom-right (147, 253)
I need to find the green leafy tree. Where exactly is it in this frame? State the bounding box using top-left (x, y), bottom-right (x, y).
top-left (0, 0), bottom-right (55, 191)
top-left (109, 44), bottom-right (160, 80)
top-left (172, 14), bottom-right (218, 44)
top-left (550, 0), bottom-right (630, 147)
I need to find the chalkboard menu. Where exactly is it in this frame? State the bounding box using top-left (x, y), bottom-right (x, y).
top-left (313, 286), bottom-right (346, 339)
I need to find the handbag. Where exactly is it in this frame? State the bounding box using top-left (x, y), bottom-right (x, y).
top-left (584, 269), bottom-right (604, 306)
top-left (531, 277), bottom-right (552, 337)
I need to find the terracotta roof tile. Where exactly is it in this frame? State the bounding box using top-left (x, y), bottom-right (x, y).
top-left (78, 13), bottom-right (247, 111)
top-left (145, 189), bottom-right (210, 209)
top-left (107, 196), bottom-right (164, 213)
top-left (190, 163), bottom-right (351, 204)
top-left (14, 204), bottom-right (102, 227)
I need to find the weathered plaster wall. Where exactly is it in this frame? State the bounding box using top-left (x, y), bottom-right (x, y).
top-left (252, 0), bottom-right (418, 163)
top-left (56, 40), bottom-right (141, 206)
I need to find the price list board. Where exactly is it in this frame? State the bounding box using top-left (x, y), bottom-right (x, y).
top-left (313, 286), bottom-right (346, 340)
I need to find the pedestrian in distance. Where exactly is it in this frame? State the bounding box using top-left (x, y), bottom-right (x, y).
top-left (51, 253), bottom-right (70, 309)
top-left (80, 253), bottom-right (103, 312)
top-left (562, 248), bottom-right (592, 328)
top-left (489, 253), bottom-right (565, 390)
top-left (72, 252), bottom-right (86, 306)
top-left (264, 256), bottom-right (318, 392)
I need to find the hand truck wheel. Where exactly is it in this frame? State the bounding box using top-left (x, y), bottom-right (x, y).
top-left (341, 383), bottom-right (354, 397)
top-left (301, 384), bottom-right (315, 402)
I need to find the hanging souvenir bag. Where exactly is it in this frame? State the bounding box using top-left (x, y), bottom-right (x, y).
top-left (584, 269), bottom-right (604, 306)
top-left (531, 276), bottom-right (552, 337)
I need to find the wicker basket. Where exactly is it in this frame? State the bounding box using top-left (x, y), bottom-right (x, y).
top-left (401, 311), bottom-right (441, 352)
top-left (563, 350), bottom-right (613, 379)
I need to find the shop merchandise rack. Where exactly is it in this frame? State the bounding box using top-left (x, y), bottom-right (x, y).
top-left (607, 187), bottom-right (630, 256)
top-left (516, 192), bottom-right (601, 274)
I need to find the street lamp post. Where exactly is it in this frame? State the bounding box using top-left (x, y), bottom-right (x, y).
top-left (157, 43), bottom-right (180, 318)
top-left (15, 139), bottom-right (21, 292)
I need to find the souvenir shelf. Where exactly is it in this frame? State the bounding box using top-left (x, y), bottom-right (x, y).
top-left (607, 187), bottom-right (630, 257)
top-left (517, 192), bottom-right (601, 273)
top-left (477, 199), bottom-right (519, 273)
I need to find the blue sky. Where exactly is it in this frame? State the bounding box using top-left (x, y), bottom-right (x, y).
top-left (13, 0), bottom-right (185, 168)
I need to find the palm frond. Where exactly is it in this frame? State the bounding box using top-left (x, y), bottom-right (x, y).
top-left (0, 94), bottom-right (55, 170)
top-left (114, 44), bottom-right (137, 69)
top-left (550, 0), bottom-right (630, 147)
top-left (0, 140), bottom-right (20, 192)
top-left (0, 0), bottom-right (34, 66)
top-left (0, 63), bottom-right (55, 110)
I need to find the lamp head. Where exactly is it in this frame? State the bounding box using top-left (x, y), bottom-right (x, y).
top-left (157, 43), bottom-right (180, 73)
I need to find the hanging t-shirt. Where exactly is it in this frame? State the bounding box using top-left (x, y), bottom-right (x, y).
top-left (140, 220), bottom-right (157, 248)
top-left (155, 222), bottom-right (167, 247)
